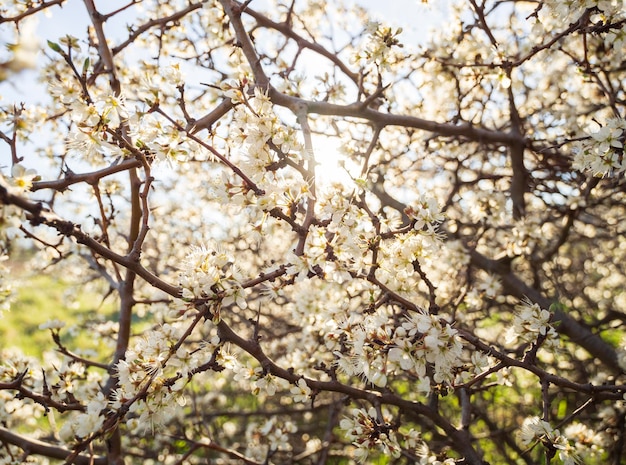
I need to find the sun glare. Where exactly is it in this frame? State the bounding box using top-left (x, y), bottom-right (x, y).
top-left (311, 135), bottom-right (354, 187)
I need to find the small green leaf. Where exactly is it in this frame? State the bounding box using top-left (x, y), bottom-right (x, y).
top-left (557, 398), bottom-right (567, 418)
top-left (549, 302), bottom-right (562, 313)
top-left (47, 40), bottom-right (61, 52)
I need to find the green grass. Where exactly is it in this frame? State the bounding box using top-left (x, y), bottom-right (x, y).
top-left (0, 272), bottom-right (116, 360)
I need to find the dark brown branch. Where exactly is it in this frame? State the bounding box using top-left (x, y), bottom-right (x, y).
top-left (172, 437), bottom-right (263, 465)
top-left (242, 4), bottom-right (359, 84)
top-left (457, 327), bottom-right (626, 399)
top-left (31, 159), bottom-right (141, 192)
top-left (187, 99), bottom-right (234, 134)
top-left (83, 0), bottom-right (120, 95)
top-left (0, 0), bottom-right (65, 23)
top-left (270, 90), bottom-right (522, 145)
top-left (468, 250), bottom-right (622, 374)
top-left (216, 319), bottom-right (486, 464)
top-left (90, 2), bottom-right (205, 83)
top-left (506, 72), bottom-right (528, 219)
top-left (220, 0), bottom-right (270, 89)
top-left (0, 427), bottom-right (106, 465)
top-left (0, 181), bottom-right (182, 298)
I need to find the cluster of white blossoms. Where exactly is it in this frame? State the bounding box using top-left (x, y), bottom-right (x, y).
top-left (295, 222), bottom-right (366, 280)
top-left (131, 64), bottom-right (210, 164)
top-left (542, 0), bottom-right (626, 24)
top-left (505, 299), bottom-right (559, 349)
top-left (391, 311), bottom-right (464, 388)
top-left (0, 345), bottom-right (114, 444)
top-left (327, 307), bottom-right (464, 392)
top-left (48, 70), bottom-right (126, 164)
top-left (220, 343), bottom-right (316, 407)
top-left (60, 392), bottom-right (108, 441)
top-left (505, 216), bottom-right (552, 257)
top-left (340, 407), bottom-right (402, 462)
top-left (228, 83), bottom-right (304, 177)
top-left (110, 322), bottom-right (220, 436)
top-left (371, 196), bottom-right (446, 298)
top-left (563, 422), bottom-right (607, 461)
top-left (217, 78), bottom-right (318, 229)
top-left (0, 102), bottom-right (49, 146)
top-left (519, 416), bottom-right (605, 464)
top-left (0, 349), bottom-right (44, 428)
top-left (573, 118), bottom-right (626, 177)
top-left (519, 417), bottom-right (577, 464)
top-left (352, 21), bottom-right (404, 70)
top-left (244, 417), bottom-right (299, 461)
top-left (179, 243), bottom-right (247, 311)
top-left (339, 407), bottom-right (453, 463)
top-left (48, 54), bottom-right (206, 166)
top-left (375, 232), bottom-right (441, 298)
top-left (131, 111), bottom-right (204, 164)
top-left (135, 62), bottom-right (185, 106)
top-left (405, 195), bottom-right (446, 235)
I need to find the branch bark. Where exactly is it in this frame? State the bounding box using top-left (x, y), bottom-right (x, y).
top-left (0, 427), bottom-right (107, 465)
top-left (0, 180), bottom-right (181, 298)
top-left (468, 250), bottom-right (622, 374)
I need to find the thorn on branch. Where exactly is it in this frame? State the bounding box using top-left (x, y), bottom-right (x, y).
top-left (25, 203), bottom-right (46, 225)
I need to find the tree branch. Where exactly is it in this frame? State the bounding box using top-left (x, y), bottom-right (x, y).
top-left (0, 427), bottom-right (106, 465)
top-left (468, 250), bottom-right (622, 374)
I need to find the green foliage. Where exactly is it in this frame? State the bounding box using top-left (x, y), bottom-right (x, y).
top-left (0, 271), bottom-right (115, 359)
